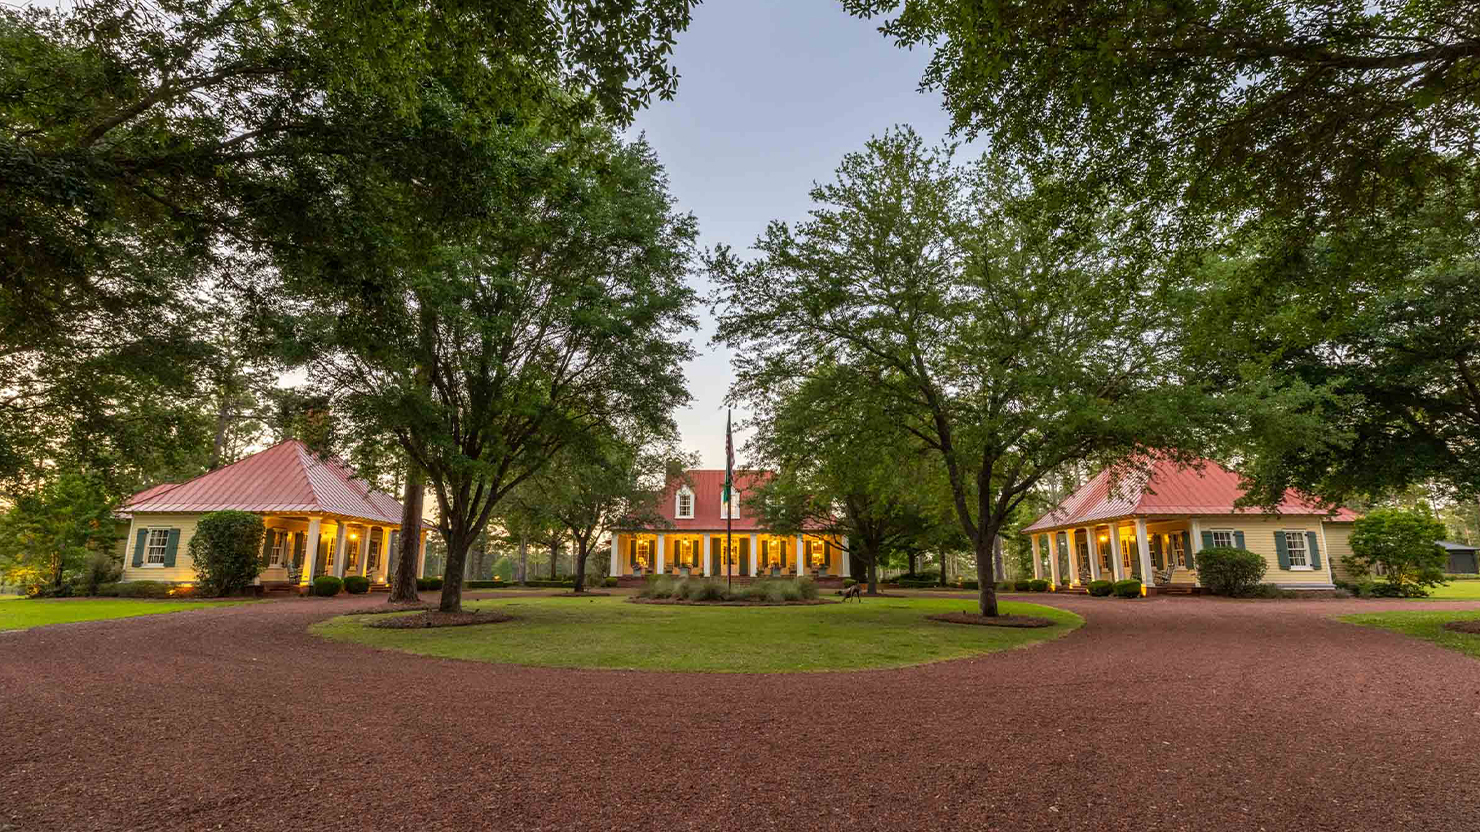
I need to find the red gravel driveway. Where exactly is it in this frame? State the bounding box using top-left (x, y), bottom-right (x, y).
top-left (3, 593), bottom-right (1479, 831)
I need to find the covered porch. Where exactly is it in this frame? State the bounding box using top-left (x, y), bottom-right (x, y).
top-left (610, 530), bottom-right (850, 580)
top-left (1028, 518), bottom-right (1202, 594)
top-left (258, 514), bottom-right (429, 592)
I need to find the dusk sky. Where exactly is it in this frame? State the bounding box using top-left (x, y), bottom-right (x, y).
top-left (628, 0), bottom-right (964, 468)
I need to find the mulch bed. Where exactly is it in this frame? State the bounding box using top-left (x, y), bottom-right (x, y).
top-left (342, 602), bottom-right (435, 616)
top-left (628, 597), bottom-right (836, 607)
top-left (926, 611), bottom-right (1057, 628)
top-left (1442, 619), bottom-right (1480, 635)
top-left (364, 610), bottom-right (514, 629)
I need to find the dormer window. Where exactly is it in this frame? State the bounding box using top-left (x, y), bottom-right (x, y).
top-left (676, 485), bottom-right (694, 519)
top-left (721, 489), bottom-right (740, 520)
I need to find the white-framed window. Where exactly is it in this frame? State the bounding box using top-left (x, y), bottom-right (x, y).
top-left (721, 490), bottom-right (740, 520)
top-left (368, 527), bottom-right (382, 570)
top-left (1211, 530), bottom-right (1236, 549)
top-left (676, 486), bottom-right (694, 519)
top-left (145, 528), bottom-right (170, 565)
top-left (1284, 531), bottom-right (1309, 568)
top-left (636, 539), bottom-right (651, 568)
top-left (809, 539), bottom-right (824, 565)
top-left (1120, 536), bottom-right (1134, 569)
top-left (270, 530), bottom-right (285, 566)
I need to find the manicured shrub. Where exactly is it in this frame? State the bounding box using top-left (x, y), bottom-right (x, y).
top-left (112, 580), bottom-right (176, 598)
top-left (1029, 579), bottom-right (1050, 592)
top-left (1112, 579), bottom-right (1142, 598)
top-left (523, 579), bottom-right (576, 588)
top-left (892, 571), bottom-right (941, 584)
top-left (1197, 546), bottom-right (1268, 596)
top-left (639, 575), bottom-right (678, 599)
top-left (189, 510), bottom-right (265, 596)
top-left (896, 579), bottom-right (937, 588)
top-left (1013, 579), bottom-right (1033, 591)
top-left (95, 581), bottom-right (121, 597)
top-left (1087, 579), bottom-right (1114, 597)
top-left (796, 578), bottom-right (818, 600)
top-left (958, 579), bottom-right (979, 590)
top-left (604, 576), bottom-right (618, 587)
top-left (416, 577), bottom-right (444, 591)
top-left (1246, 583), bottom-right (1292, 599)
top-left (682, 579), bottom-right (727, 602)
top-left (996, 581), bottom-right (1013, 591)
top-left (343, 575), bottom-right (370, 594)
top-left (1347, 507), bottom-right (1448, 597)
top-left (465, 579), bottom-right (507, 588)
top-left (312, 575), bottom-right (343, 597)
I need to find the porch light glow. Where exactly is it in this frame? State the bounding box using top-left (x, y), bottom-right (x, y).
top-left (1098, 534), bottom-right (1108, 542)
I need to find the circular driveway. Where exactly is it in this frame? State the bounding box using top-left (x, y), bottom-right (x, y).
top-left (2, 592), bottom-right (1478, 831)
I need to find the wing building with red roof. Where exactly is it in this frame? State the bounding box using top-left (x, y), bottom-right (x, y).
top-left (1022, 458), bottom-right (1358, 593)
top-left (116, 440), bottom-right (427, 589)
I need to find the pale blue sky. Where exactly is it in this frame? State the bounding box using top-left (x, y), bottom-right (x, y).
top-left (629, 0), bottom-right (961, 467)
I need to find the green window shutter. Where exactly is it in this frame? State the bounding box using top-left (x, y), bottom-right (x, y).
top-left (1274, 532), bottom-right (1290, 570)
top-left (163, 528), bottom-right (181, 567)
top-left (296, 532), bottom-right (307, 569)
top-left (1233, 530), bottom-right (1246, 550)
top-left (822, 541), bottom-right (831, 568)
top-left (629, 537), bottom-right (638, 568)
top-left (1183, 531), bottom-right (1194, 569)
top-left (1306, 531), bottom-right (1322, 569)
top-left (1150, 535), bottom-right (1163, 569)
top-left (132, 529), bottom-right (147, 567)
top-left (1200, 530), bottom-right (1214, 550)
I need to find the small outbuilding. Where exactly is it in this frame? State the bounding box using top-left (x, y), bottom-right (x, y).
top-left (1439, 541), bottom-right (1479, 574)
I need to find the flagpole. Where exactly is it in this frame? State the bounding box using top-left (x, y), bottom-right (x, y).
top-left (726, 409), bottom-right (733, 593)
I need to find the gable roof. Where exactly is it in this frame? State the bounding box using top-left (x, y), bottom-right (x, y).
top-left (647, 469), bottom-right (772, 531)
top-left (1023, 458), bottom-right (1357, 532)
top-left (119, 440), bottom-right (403, 525)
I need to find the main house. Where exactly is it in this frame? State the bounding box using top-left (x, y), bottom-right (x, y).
top-left (117, 440), bottom-right (429, 590)
top-left (608, 470), bottom-right (851, 582)
top-left (1023, 458), bottom-right (1357, 594)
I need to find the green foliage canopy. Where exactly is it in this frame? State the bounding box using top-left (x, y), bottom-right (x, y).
top-left (1348, 507), bottom-right (1449, 596)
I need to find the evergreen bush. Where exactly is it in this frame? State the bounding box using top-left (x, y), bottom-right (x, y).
top-left (416, 577), bottom-right (444, 591)
top-left (1087, 579), bottom-right (1114, 597)
top-left (312, 575), bottom-right (343, 597)
top-left (189, 510), bottom-right (265, 596)
top-left (1197, 546), bottom-right (1268, 596)
top-left (1028, 578), bottom-right (1050, 592)
top-left (1112, 579), bottom-right (1142, 598)
top-left (1013, 579), bottom-right (1033, 591)
top-left (343, 575), bottom-right (370, 594)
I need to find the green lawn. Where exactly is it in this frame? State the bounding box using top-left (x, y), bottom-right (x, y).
top-left (0, 597), bottom-right (252, 631)
top-left (311, 595), bottom-right (1082, 673)
top-left (1417, 581), bottom-right (1480, 600)
top-left (1340, 609), bottom-right (1480, 660)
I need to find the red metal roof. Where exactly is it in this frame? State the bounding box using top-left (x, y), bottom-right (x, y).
top-left (1023, 458), bottom-right (1357, 532)
top-left (119, 440), bottom-right (403, 524)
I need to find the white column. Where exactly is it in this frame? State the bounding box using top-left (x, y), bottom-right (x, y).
top-left (700, 534), bottom-right (711, 576)
top-left (357, 526), bottom-right (371, 577)
top-left (1085, 526), bottom-right (1101, 581)
top-left (415, 530), bottom-right (428, 578)
top-left (1065, 531), bottom-right (1080, 586)
top-left (331, 522), bottom-right (347, 578)
top-left (1107, 521), bottom-right (1125, 580)
top-left (656, 533), bottom-right (666, 574)
top-left (301, 518), bottom-right (321, 585)
top-left (609, 532), bottom-right (621, 577)
top-left (1031, 534), bottom-right (1043, 579)
top-left (1135, 518), bottom-right (1154, 588)
top-left (749, 535), bottom-right (757, 576)
top-left (1047, 532), bottom-right (1061, 588)
top-left (840, 536), bottom-right (851, 577)
top-left (1189, 518), bottom-right (1203, 557)
top-left (796, 534), bottom-right (805, 578)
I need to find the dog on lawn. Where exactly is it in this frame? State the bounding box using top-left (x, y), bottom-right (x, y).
top-left (840, 583), bottom-right (862, 603)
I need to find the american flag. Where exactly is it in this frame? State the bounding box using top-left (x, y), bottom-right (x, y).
top-left (723, 409), bottom-right (734, 503)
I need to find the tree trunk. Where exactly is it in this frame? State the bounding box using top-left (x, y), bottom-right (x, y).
top-left (518, 534), bottom-right (528, 585)
top-left (549, 539), bottom-right (559, 579)
top-left (439, 529), bottom-right (470, 613)
top-left (387, 462), bottom-right (425, 604)
top-left (908, 551), bottom-right (918, 575)
top-left (572, 539), bottom-right (588, 592)
top-left (977, 531), bottom-right (1000, 617)
top-left (939, 550), bottom-right (948, 586)
top-left (867, 557), bottom-right (879, 596)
